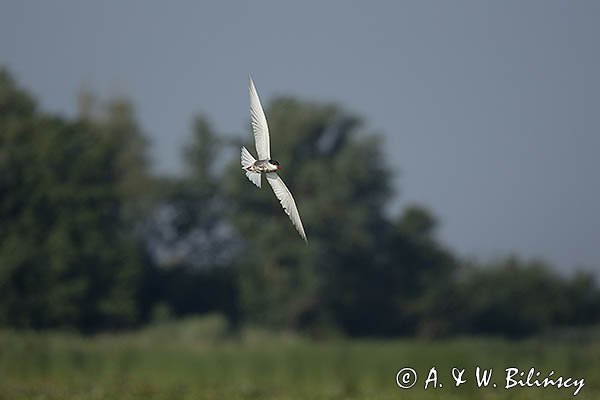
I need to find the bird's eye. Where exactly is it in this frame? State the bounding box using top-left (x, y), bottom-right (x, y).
top-left (270, 159), bottom-right (279, 165)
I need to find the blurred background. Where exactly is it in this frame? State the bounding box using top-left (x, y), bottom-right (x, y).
top-left (1, 1), bottom-right (599, 399)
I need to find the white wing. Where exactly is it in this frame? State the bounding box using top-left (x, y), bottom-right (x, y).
top-left (249, 77), bottom-right (270, 160)
top-left (266, 172), bottom-right (307, 243)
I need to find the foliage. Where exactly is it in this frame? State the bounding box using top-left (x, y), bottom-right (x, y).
top-left (0, 69), bottom-right (150, 330)
top-left (1, 66), bottom-right (599, 337)
top-left (139, 116), bottom-right (240, 325)
top-left (456, 257), bottom-right (600, 337)
top-left (144, 116), bottom-right (234, 270)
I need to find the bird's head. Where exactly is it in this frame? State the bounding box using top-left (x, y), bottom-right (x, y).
top-left (269, 159), bottom-right (282, 170)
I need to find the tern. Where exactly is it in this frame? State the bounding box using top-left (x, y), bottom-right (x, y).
top-left (241, 77), bottom-right (308, 243)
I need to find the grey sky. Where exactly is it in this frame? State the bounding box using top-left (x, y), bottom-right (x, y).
top-left (1, 1), bottom-right (599, 273)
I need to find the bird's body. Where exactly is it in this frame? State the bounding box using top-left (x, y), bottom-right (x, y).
top-left (243, 159), bottom-right (279, 174)
top-left (241, 77), bottom-right (308, 243)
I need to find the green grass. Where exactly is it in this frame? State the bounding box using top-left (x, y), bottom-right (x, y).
top-left (0, 316), bottom-right (598, 399)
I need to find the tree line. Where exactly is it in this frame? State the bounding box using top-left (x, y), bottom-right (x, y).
top-left (1, 68), bottom-right (598, 337)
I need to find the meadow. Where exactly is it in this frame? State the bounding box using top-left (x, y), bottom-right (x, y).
top-left (0, 316), bottom-right (598, 400)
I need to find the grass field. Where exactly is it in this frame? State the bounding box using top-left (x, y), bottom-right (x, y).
top-left (0, 316), bottom-right (598, 399)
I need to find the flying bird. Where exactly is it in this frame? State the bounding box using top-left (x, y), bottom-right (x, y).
top-left (241, 77), bottom-right (308, 243)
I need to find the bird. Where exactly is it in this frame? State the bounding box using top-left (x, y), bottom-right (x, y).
top-left (241, 77), bottom-right (308, 243)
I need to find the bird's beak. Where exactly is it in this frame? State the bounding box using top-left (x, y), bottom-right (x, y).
top-left (278, 165), bottom-right (283, 170)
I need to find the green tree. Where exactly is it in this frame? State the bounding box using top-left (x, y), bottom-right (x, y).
top-left (144, 116), bottom-right (235, 269)
top-left (142, 116), bottom-right (239, 324)
top-left (0, 69), bottom-right (150, 330)
top-left (455, 256), bottom-right (600, 337)
top-left (372, 205), bottom-right (458, 337)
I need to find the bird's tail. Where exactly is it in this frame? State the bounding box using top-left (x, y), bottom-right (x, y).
top-left (241, 146), bottom-right (256, 168)
top-left (241, 146), bottom-right (261, 188)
